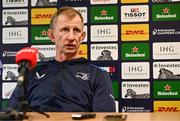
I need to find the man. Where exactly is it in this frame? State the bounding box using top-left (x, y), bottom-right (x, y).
top-left (8, 7), bottom-right (115, 112)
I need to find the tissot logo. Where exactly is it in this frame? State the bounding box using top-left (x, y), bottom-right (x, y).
top-left (90, 0), bottom-right (117, 4)
top-left (154, 101), bottom-right (180, 112)
top-left (3, 27), bottom-right (28, 44)
top-left (153, 61), bottom-right (180, 79)
top-left (122, 81), bottom-right (150, 99)
top-left (121, 24), bottom-right (149, 41)
top-left (91, 6), bottom-right (118, 23)
top-left (154, 81), bottom-right (180, 99)
top-left (90, 44), bottom-right (118, 61)
top-left (31, 8), bottom-right (57, 25)
top-left (122, 62), bottom-right (149, 79)
top-left (152, 4), bottom-right (180, 21)
top-left (100, 66), bottom-right (116, 73)
top-left (2, 83), bottom-right (17, 99)
top-left (3, 0), bottom-right (28, 7)
top-left (121, 5), bottom-right (149, 22)
top-left (31, 45), bottom-right (55, 62)
top-left (91, 25), bottom-right (118, 42)
top-left (153, 42), bottom-right (180, 60)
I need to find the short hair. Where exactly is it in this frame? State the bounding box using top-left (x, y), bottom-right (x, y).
top-left (50, 7), bottom-right (84, 29)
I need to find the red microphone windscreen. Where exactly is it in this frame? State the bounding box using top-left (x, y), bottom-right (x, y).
top-left (15, 47), bottom-right (38, 69)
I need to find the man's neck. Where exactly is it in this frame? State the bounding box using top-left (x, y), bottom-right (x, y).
top-left (55, 53), bottom-right (79, 62)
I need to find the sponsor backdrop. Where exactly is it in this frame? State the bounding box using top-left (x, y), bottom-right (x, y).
top-left (0, 0), bottom-right (180, 112)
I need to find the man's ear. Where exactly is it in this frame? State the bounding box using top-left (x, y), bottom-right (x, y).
top-left (80, 31), bottom-right (86, 43)
top-left (47, 29), bottom-right (55, 43)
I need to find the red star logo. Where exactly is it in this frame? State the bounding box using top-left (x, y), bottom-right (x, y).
top-left (41, 30), bottom-right (47, 36)
top-left (163, 7), bottom-right (169, 14)
top-left (101, 9), bottom-right (107, 16)
top-left (132, 46), bottom-right (139, 53)
top-left (164, 84), bottom-right (171, 91)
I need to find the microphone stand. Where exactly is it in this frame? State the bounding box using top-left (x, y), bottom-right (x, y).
top-left (0, 61), bottom-right (49, 120)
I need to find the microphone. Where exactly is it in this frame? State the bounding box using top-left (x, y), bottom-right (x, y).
top-left (15, 47), bottom-right (38, 84)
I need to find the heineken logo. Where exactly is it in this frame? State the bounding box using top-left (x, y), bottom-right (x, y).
top-left (41, 30), bottom-right (47, 36)
top-left (101, 9), bottom-right (107, 16)
top-left (125, 46), bottom-right (145, 58)
top-left (164, 84), bottom-right (171, 91)
top-left (157, 84), bottom-right (178, 96)
top-left (163, 7), bottom-right (169, 14)
top-left (132, 46), bottom-right (139, 53)
top-left (156, 7), bottom-right (176, 19)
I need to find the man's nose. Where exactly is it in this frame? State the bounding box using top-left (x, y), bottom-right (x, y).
top-left (67, 30), bottom-right (75, 40)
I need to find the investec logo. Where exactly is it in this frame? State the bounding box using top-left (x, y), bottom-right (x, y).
top-left (90, 44), bottom-right (118, 61)
top-left (3, 27), bottom-right (28, 44)
top-left (153, 61), bottom-right (180, 79)
top-left (153, 29), bottom-right (180, 35)
top-left (2, 9), bottom-right (28, 26)
top-left (31, 45), bottom-right (55, 60)
top-left (122, 62), bottom-right (149, 79)
top-left (121, 5), bottom-right (149, 22)
top-left (2, 82), bottom-right (17, 99)
top-left (2, 64), bottom-right (18, 81)
top-left (3, 0), bottom-right (28, 7)
top-left (90, 0), bottom-right (117, 4)
top-left (91, 6), bottom-right (117, 23)
top-left (121, 24), bottom-right (149, 41)
top-left (73, 7), bottom-right (87, 23)
top-left (91, 25), bottom-right (118, 42)
top-left (122, 81), bottom-right (150, 99)
top-left (153, 42), bottom-right (180, 60)
top-left (154, 81), bottom-right (180, 98)
top-left (31, 8), bottom-right (57, 25)
top-left (2, 51), bottom-right (17, 57)
top-left (154, 101), bottom-right (180, 112)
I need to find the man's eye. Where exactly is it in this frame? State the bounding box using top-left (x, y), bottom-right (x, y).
top-left (74, 28), bottom-right (81, 32)
top-left (61, 28), bottom-right (69, 32)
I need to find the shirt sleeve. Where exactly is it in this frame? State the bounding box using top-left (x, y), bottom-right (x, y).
top-left (92, 70), bottom-right (116, 112)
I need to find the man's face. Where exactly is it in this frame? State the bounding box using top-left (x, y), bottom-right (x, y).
top-left (50, 14), bottom-right (85, 56)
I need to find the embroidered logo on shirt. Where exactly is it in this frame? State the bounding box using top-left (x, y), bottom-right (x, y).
top-left (76, 72), bottom-right (89, 80)
top-left (35, 72), bottom-right (46, 80)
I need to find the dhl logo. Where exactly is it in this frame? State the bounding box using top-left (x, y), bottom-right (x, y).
top-left (32, 14), bottom-right (53, 19)
top-left (121, 24), bottom-right (149, 41)
top-left (121, 0), bottom-right (148, 3)
top-left (31, 8), bottom-right (57, 25)
top-left (158, 107), bottom-right (179, 112)
top-left (154, 101), bottom-right (180, 112)
top-left (125, 30), bottom-right (146, 35)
